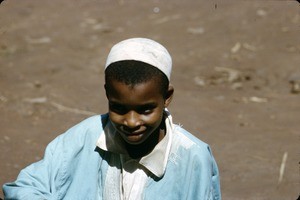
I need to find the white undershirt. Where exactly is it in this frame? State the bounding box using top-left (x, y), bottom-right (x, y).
top-left (120, 156), bottom-right (149, 200)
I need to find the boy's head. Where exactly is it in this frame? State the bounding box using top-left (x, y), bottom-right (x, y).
top-left (105, 60), bottom-right (169, 97)
top-left (104, 38), bottom-right (174, 152)
top-left (105, 37), bottom-right (172, 98)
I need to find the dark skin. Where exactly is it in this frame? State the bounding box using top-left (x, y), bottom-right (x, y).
top-left (105, 77), bottom-right (174, 159)
top-left (123, 122), bottom-right (166, 159)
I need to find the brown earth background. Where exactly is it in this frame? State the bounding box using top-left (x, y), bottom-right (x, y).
top-left (0, 0), bottom-right (299, 199)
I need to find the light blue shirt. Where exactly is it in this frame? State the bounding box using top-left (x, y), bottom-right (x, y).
top-left (3, 113), bottom-right (221, 200)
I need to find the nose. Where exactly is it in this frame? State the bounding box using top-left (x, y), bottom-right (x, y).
top-left (124, 111), bottom-right (141, 128)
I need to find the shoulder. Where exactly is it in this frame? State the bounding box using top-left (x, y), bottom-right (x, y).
top-left (50, 114), bottom-right (108, 150)
top-left (171, 125), bottom-right (214, 161)
top-left (173, 125), bottom-right (210, 149)
top-left (41, 114), bottom-right (108, 176)
top-left (64, 114), bottom-right (106, 136)
top-left (67, 114), bottom-right (106, 134)
top-left (161, 125), bottom-right (221, 200)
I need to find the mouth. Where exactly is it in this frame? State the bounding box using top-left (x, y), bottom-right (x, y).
top-left (119, 127), bottom-right (147, 143)
top-left (123, 130), bottom-right (145, 137)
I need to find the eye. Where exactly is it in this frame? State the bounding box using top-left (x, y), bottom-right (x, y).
top-left (141, 109), bottom-right (152, 115)
top-left (138, 105), bottom-right (156, 115)
top-left (109, 103), bottom-right (127, 114)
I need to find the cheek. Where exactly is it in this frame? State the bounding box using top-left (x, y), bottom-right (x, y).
top-left (108, 112), bottom-right (123, 125)
top-left (142, 111), bottom-right (164, 127)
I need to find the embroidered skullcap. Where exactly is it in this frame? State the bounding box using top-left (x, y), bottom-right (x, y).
top-left (105, 38), bottom-right (172, 80)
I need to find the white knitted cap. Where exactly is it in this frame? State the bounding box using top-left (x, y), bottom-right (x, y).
top-left (105, 38), bottom-right (172, 80)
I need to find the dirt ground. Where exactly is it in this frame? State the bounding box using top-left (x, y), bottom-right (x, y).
top-left (0, 0), bottom-right (299, 199)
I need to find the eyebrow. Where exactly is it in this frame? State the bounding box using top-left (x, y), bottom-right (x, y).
top-left (109, 101), bottom-right (157, 108)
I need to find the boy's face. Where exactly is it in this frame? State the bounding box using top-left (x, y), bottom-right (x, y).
top-left (105, 78), bottom-right (173, 145)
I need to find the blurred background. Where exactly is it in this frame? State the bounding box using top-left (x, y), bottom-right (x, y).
top-left (0, 0), bottom-right (299, 199)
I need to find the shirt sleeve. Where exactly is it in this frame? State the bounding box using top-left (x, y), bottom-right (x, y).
top-left (2, 136), bottom-right (62, 200)
top-left (209, 147), bottom-right (222, 200)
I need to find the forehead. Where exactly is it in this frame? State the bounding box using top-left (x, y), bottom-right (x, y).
top-left (104, 60), bottom-right (165, 85)
top-left (106, 79), bottom-right (164, 104)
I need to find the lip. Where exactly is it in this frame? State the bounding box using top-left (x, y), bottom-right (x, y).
top-left (121, 126), bottom-right (147, 136)
top-left (120, 130), bottom-right (146, 144)
top-left (123, 130), bottom-right (145, 136)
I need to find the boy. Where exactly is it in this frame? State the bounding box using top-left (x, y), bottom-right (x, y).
top-left (3, 38), bottom-right (221, 199)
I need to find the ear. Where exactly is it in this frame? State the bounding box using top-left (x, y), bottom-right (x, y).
top-left (164, 84), bottom-right (174, 107)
